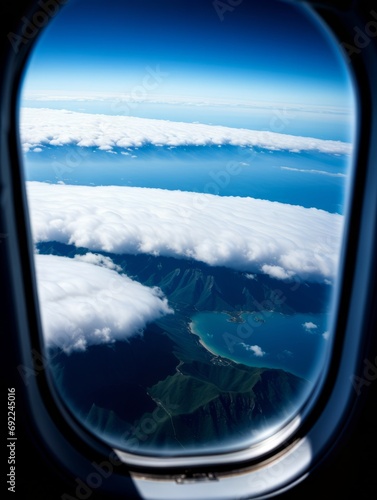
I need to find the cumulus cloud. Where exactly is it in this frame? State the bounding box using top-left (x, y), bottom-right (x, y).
top-left (27, 182), bottom-right (343, 282)
top-left (302, 321), bottom-right (318, 332)
top-left (35, 253), bottom-right (173, 353)
top-left (20, 107), bottom-right (352, 155)
top-left (240, 343), bottom-right (265, 357)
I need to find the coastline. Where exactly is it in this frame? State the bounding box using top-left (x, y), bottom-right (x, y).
top-left (189, 320), bottom-right (223, 358)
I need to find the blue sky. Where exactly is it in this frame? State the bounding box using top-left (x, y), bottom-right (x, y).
top-left (22, 0), bottom-right (354, 108)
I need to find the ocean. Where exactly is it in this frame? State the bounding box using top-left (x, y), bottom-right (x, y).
top-left (23, 144), bottom-right (350, 213)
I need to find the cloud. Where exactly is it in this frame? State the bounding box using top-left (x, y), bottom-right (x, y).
top-left (322, 330), bottom-right (330, 340)
top-left (244, 273), bottom-right (257, 280)
top-left (27, 182), bottom-right (343, 282)
top-left (35, 253), bottom-right (173, 353)
top-left (239, 343), bottom-right (265, 357)
top-left (302, 321), bottom-right (318, 332)
top-left (20, 107), bottom-right (352, 155)
top-left (277, 349), bottom-right (293, 359)
top-left (261, 265), bottom-right (295, 280)
top-left (73, 252), bottom-right (122, 272)
top-left (280, 166), bottom-right (346, 178)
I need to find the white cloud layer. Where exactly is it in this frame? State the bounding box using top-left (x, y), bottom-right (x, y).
top-left (35, 253), bottom-right (172, 353)
top-left (20, 107), bottom-right (352, 154)
top-left (27, 182), bottom-right (343, 282)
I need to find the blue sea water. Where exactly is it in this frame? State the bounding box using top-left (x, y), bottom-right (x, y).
top-left (191, 311), bottom-right (330, 381)
top-left (24, 144), bottom-right (350, 213)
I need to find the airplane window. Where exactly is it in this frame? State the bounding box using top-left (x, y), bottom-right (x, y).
top-left (19, 0), bottom-right (356, 462)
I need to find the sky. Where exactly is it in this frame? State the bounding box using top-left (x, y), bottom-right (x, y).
top-left (21, 0), bottom-right (355, 109)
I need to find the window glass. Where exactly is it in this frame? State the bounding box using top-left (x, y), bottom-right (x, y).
top-left (20, 0), bottom-right (356, 456)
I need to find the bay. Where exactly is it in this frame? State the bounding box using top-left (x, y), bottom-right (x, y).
top-left (190, 310), bottom-right (330, 381)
